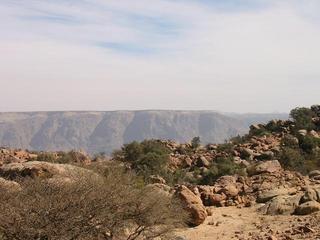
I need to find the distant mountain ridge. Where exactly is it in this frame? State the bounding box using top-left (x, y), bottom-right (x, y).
top-left (0, 111), bottom-right (288, 154)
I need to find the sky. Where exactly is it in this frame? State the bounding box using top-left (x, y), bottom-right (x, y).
top-left (0, 0), bottom-right (319, 113)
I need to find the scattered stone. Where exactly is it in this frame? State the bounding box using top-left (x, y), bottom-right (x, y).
top-left (298, 129), bottom-right (307, 136)
top-left (257, 187), bottom-right (297, 203)
top-left (248, 160), bottom-right (282, 176)
top-left (196, 156), bottom-right (210, 168)
top-left (309, 130), bottom-right (319, 138)
top-left (209, 193), bottom-right (227, 206)
top-left (309, 170), bottom-right (320, 179)
top-left (149, 175), bottom-right (166, 184)
top-left (300, 188), bottom-right (318, 204)
top-left (176, 185), bottom-right (207, 226)
top-left (295, 201), bottom-right (320, 215)
top-left (264, 194), bottom-right (302, 215)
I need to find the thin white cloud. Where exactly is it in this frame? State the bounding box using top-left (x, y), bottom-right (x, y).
top-left (0, 0), bottom-right (319, 113)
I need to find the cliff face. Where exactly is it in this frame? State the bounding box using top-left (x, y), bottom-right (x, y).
top-left (0, 111), bottom-right (287, 153)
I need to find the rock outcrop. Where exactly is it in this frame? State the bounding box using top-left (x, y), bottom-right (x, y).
top-left (0, 161), bottom-right (94, 181)
top-left (176, 185), bottom-right (207, 226)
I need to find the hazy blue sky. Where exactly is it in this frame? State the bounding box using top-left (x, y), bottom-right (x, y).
top-left (0, 0), bottom-right (319, 113)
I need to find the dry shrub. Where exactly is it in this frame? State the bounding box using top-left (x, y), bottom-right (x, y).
top-left (0, 164), bottom-right (187, 240)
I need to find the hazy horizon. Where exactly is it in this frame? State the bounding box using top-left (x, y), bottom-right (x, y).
top-left (1, 0), bottom-right (319, 113)
top-left (0, 109), bottom-right (289, 115)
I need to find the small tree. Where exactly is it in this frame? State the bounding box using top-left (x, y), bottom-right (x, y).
top-left (122, 141), bottom-right (143, 162)
top-left (114, 140), bottom-right (171, 183)
top-left (191, 137), bottom-right (201, 149)
top-left (290, 107), bottom-right (316, 131)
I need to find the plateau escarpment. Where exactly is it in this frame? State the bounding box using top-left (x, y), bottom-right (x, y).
top-left (0, 111), bottom-right (287, 154)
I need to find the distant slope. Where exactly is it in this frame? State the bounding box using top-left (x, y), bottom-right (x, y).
top-left (0, 111), bottom-right (288, 154)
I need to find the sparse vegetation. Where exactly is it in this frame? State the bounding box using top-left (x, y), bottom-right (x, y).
top-left (191, 136), bottom-right (201, 149)
top-left (279, 147), bottom-right (304, 172)
top-left (37, 151), bottom-right (90, 165)
top-left (1, 104), bottom-right (320, 240)
top-left (276, 106), bottom-right (320, 173)
top-left (36, 152), bottom-right (56, 163)
top-left (298, 135), bottom-right (320, 154)
top-left (200, 157), bottom-right (245, 185)
top-left (290, 107), bottom-right (316, 131)
top-left (216, 142), bottom-right (234, 154)
top-left (0, 164), bottom-right (187, 240)
top-left (113, 140), bottom-right (171, 182)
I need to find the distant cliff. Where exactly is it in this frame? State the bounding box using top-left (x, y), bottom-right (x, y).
top-left (0, 111), bottom-right (288, 154)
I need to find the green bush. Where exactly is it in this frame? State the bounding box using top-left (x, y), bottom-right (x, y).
top-left (279, 147), bottom-right (304, 172)
top-left (305, 150), bottom-right (320, 171)
top-left (216, 142), bottom-right (234, 154)
top-left (265, 120), bottom-right (283, 133)
top-left (191, 136), bottom-right (201, 149)
top-left (200, 157), bottom-right (245, 185)
top-left (279, 135), bottom-right (320, 174)
top-left (298, 135), bottom-right (320, 154)
top-left (133, 152), bottom-right (168, 176)
top-left (165, 169), bottom-right (190, 185)
top-left (249, 128), bottom-right (271, 137)
top-left (122, 141), bottom-right (143, 162)
top-left (281, 134), bottom-right (299, 147)
top-left (290, 107), bottom-right (316, 131)
top-left (117, 140), bottom-right (171, 182)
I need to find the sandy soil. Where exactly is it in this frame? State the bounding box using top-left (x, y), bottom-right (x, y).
top-left (176, 206), bottom-right (320, 240)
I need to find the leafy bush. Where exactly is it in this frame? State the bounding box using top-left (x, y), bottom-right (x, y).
top-left (165, 169), bottom-right (190, 185)
top-left (279, 147), bottom-right (304, 172)
top-left (281, 134), bottom-right (299, 147)
top-left (249, 128), bottom-right (271, 137)
top-left (279, 134), bottom-right (320, 174)
top-left (216, 142), bottom-right (234, 154)
top-left (133, 152), bottom-right (168, 176)
top-left (265, 120), bottom-right (283, 133)
top-left (290, 107), bottom-right (316, 131)
top-left (200, 157), bottom-right (245, 185)
top-left (298, 135), bottom-right (320, 154)
top-left (122, 141), bottom-right (144, 162)
top-left (115, 140), bottom-right (171, 182)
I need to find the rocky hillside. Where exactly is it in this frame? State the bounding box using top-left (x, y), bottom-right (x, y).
top-left (0, 105), bottom-right (319, 240)
top-left (0, 111), bottom-right (287, 154)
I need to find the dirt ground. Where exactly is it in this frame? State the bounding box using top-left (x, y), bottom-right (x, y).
top-left (176, 205), bottom-right (320, 240)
